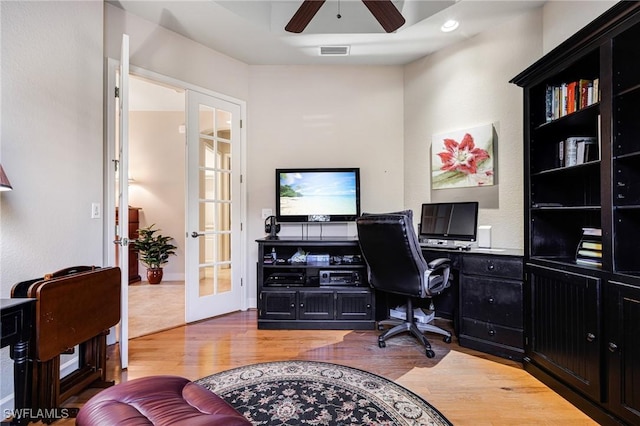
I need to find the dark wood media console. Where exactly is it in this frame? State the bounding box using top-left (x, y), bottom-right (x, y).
top-left (256, 237), bottom-right (375, 330)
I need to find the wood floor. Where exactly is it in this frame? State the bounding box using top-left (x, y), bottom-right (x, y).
top-left (54, 310), bottom-right (596, 425)
top-left (128, 280), bottom-right (184, 338)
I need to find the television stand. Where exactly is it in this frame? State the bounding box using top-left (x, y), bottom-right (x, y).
top-left (256, 236), bottom-right (375, 330)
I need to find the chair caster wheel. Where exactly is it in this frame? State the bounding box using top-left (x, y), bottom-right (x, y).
top-left (443, 335), bottom-right (452, 344)
top-left (378, 340), bottom-right (386, 348)
top-left (426, 349), bottom-right (435, 358)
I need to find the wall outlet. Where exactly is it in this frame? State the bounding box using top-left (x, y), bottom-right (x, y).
top-left (261, 208), bottom-right (273, 219)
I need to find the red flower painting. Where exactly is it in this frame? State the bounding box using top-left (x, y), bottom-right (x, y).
top-left (437, 133), bottom-right (490, 175)
top-left (432, 125), bottom-right (494, 189)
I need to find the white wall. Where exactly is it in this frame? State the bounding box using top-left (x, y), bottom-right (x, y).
top-left (404, 9), bottom-right (543, 250)
top-left (246, 65), bottom-right (405, 301)
top-left (0, 0), bottom-right (103, 413)
top-left (543, 1), bottom-right (618, 53)
top-left (129, 111), bottom-right (186, 281)
top-left (104, 3), bottom-right (249, 102)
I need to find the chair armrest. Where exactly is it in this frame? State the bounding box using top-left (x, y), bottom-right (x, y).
top-left (424, 258), bottom-right (452, 295)
top-left (427, 258), bottom-right (450, 269)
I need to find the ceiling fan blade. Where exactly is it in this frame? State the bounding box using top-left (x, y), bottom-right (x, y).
top-left (285, 0), bottom-right (327, 33)
top-left (362, 0), bottom-right (405, 33)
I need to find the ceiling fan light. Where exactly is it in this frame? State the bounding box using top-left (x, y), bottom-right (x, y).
top-left (441, 19), bottom-right (459, 33)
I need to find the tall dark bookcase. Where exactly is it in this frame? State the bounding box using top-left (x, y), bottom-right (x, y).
top-left (511, 3), bottom-right (640, 425)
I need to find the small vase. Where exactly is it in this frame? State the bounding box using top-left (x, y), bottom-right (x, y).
top-left (147, 268), bottom-right (163, 284)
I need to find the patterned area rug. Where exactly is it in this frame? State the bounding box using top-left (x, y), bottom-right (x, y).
top-left (196, 360), bottom-right (452, 426)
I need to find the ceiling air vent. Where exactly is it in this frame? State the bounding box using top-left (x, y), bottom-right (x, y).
top-left (320, 46), bottom-right (350, 56)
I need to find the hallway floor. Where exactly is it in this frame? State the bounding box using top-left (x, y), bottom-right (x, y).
top-left (128, 280), bottom-right (184, 338)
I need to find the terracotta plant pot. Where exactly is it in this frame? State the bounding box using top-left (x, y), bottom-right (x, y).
top-left (147, 268), bottom-right (163, 284)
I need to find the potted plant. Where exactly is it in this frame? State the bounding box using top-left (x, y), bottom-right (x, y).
top-left (132, 224), bottom-right (177, 284)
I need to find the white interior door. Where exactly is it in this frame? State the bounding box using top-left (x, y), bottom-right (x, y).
top-left (185, 90), bottom-right (243, 322)
top-left (115, 34), bottom-right (130, 369)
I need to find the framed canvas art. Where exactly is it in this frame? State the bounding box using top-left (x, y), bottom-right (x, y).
top-left (431, 124), bottom-right (494, 189)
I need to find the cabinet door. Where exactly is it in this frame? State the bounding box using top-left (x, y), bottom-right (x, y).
top-left (298, 291), bottom-right (334, 320)
top-left (260, 291), bottom-right (297, 320)
top-left (606, 280), bottom-right (640, 425)
top-left (527, 265), bottom-right (601, 402)
top-left (336, 291), bottom-right (373, 321)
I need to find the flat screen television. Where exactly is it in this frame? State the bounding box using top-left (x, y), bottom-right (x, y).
top-left (276, 168), bottom-right (361, 222)
top-left (419, 201), bottom-right (479, 242)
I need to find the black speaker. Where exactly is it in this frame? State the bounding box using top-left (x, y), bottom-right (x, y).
top-left (264, 215), bottom-right (280, 239)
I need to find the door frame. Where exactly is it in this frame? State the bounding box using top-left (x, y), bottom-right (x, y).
top-left (104, 59), bottom-right (249, 334)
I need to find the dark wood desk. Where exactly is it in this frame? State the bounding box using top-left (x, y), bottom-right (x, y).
top-left (1, 298), bottom-right (35, 426)
top-left (420, 246), bottom-right (524, 361)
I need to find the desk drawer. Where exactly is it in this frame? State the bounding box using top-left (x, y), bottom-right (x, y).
top-left (462, 255), bottom-right (523, 280)
top-left (1, 310), bottom-right (20, 343)
top-left (460, 276), bottom-right (523, 327)
top-left (461, 318), bottom-right (523, 349)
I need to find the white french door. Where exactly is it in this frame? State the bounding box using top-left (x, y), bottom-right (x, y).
top-left (115, 34), bottom-right (130, 369)
top-left (185, 90), bottom-right (243, 322)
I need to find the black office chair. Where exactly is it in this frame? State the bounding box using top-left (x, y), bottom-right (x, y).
top-left (356, 212), bottom-right (452, 358)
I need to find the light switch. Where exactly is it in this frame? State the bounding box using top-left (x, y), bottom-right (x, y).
top-left (91, 202), bottom-right (101, 219)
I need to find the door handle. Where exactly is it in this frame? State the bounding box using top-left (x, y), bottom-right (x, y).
top-left (191, 231), bottom-right (204, 238)
top-left (113, 237), bottom-right (129, 246)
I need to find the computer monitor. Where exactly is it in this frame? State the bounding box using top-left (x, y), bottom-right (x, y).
top-left (419, 201), bottom-right (479, 244)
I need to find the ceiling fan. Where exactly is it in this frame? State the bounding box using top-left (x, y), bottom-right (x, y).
top-left (285, 0), bottom-right (406, 33)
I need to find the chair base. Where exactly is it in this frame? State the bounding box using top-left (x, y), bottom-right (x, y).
top-left (377, 300), bottom-right (452, 358)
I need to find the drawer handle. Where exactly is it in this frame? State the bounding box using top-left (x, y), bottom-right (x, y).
top-left (290, 304), bottom-right (295, 308)
top-left (488, 296), bottom-right (495, 304)
top-left (586, 333), bottom-right (596, 342)
top-left (608, 342), bottom-right (619, 353)
top-left (487, 263), bottom-right (495, 271)
top-left (488, 329), bottom-right (496, 337)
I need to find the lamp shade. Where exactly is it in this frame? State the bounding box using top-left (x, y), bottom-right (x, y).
top-left (0, 164), bottom-right (13, 191)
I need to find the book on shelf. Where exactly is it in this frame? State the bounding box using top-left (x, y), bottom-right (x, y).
top-left (574, 137), bottom-right (598, 164)
top-left (576, 257), bottom-right (602, 267)
top-left (558, 137), bottom-right (598, 167)
top-left (581, 240), bottom-right (602, 250)
top-left (545, 78), bottom-right (598, 122)
top-left (556, 140), bottom-right (565, 167)
top-left (577, 249), bottom-right (602, 258)
top-left (582, 227), bottom-right (602, 237)
top-left (566, 81), bottom-right (577, 114)
top-left (565, 137), bottom-right (578, 167)
top-left (597, 115), bottom-right (601, 160)
top-left (578, 79), bottom-right (592, 108)
top-left (576, 227), bottom-right (602, 267)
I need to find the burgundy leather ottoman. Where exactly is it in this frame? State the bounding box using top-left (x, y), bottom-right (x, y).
top-left (75, 375), bottom-right (250, 425)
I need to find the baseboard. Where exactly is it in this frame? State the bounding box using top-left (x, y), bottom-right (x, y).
top-left (139, 272), bottom-right (184, 282)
